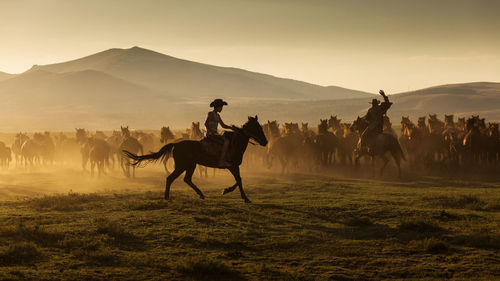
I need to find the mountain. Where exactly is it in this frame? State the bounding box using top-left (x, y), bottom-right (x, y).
top-left (0, 69), bottom-right (180, 131)
top-left (0, 71), bottom-right (14, 82)
top-left (0, 46), bottom-right (498, 131)
top-left (28, 46), bottom-right (374, 100)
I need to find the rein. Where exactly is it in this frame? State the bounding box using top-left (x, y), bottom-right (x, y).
top-left (236, 126), bottom-right (260, 146)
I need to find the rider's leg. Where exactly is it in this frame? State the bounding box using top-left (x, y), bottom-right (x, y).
top-left (218, 137), bottom-right (231, 167)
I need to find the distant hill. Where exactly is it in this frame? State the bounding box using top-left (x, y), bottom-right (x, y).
top-left (29, 46), bottom-right (373, 100)
top-left (216, 82), bottom-right (500, 126)
top-left (0, 69), bottom-right (179, 131)
top-left (0, 71), bottom-right (14, 82)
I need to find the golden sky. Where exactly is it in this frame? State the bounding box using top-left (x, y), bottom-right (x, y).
top-left (0, 0), bottom-right (499, 93)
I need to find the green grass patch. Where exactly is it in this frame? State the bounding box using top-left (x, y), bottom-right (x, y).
top-left (0, 242), bottom-right (42, 265)
top-left (29, 192), bottom-right (104, 211)
top-left (175, 256), bottom-right (243, 281)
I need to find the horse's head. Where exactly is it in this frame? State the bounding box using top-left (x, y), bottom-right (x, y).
top-left (75, 128), bottom-right (87, 143)
top-left (351, 116), bottom-right (367, 134)
top-left (301, 122), bottom-right (309, 132)
top-left (243, 116), bottom-right (267, 146)
top-left (121, 126), bottom-right (130, 138)
top-left (318, 119), bottom-right (329, 134)
top-left (160, 126), bottom-right (174, 143)
top-left (417, 117), bottom-right (426, 126)
top-left (328, 115), bottom-right (341, 129)
top-left (401, 116), bottom-right (410, 125)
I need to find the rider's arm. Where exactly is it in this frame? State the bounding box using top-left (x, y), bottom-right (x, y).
top-left (379, 90), bottom-right (392, 112)
top-left (379, 90), bottom-right (390, 103)
top-left (218, 115), bottom-right (233, 130)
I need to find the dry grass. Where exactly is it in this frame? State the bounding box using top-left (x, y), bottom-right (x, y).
top-left (0, 170), bottom-right (498, 280)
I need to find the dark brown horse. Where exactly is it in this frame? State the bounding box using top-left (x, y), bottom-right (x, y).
top-left (351, 116), bottom-right (405, 177)
top-left (123, 116), bottom-right (267, 203)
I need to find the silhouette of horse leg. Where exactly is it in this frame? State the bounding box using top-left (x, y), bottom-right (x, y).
top-left (379, 155), bottom-right (389, 176)
top-left (222, 183), bottom-right (238, 195)
top-left (390, 150), bottom-right (402, 178)
top-left (229, 166), bottom-right (251, 203)
top-left (165, 166), bottom-right (185, 200)
top-left (184, 164), bottom-right (205, 199)
top-left (371, 155), bottom-right (376, 177)
top-left (90, 160), bottom-right (95, 177)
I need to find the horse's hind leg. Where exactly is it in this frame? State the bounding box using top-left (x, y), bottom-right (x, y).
top-left (391, 151), bottom-right (402, 178)
top-left (184, 164), bottom-right (205, 199)
top-left (379, 155), bottom-right (389, 176)
top-left (165, 166), bottom-right (185, 200)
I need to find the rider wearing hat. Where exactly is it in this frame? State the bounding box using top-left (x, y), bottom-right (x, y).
top-left (205, 98), bottom-right (236, 167)
top-left (359, 90), bottom-right (393, 152)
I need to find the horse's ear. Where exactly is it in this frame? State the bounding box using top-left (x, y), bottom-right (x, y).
top-left (255, 115), bottom-right (258, 121)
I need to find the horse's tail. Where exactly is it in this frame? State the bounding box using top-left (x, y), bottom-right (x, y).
top-left (123, 143), bottom-right (174, 167)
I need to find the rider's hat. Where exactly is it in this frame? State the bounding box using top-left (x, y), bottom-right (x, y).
top-left (210, 98), bottom-right (228, 108)
top-left (370, 99), bottom-right (380, 106)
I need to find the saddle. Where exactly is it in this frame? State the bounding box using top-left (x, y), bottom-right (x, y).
top-left (200, 136), bottom-right (224, 157)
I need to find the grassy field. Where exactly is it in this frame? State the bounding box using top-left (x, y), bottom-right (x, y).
top-left (0, 167), bottom-right (499, 280)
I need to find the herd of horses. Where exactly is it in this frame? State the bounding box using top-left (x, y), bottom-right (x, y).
top-left (0, 114), bottom-right (498, 178)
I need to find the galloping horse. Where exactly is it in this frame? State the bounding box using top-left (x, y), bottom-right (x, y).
top-left (123, 116), bottom-right (267, 203)
top-left (351, 116), bottom-right (405, 177)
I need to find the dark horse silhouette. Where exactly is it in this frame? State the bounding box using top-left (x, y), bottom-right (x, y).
top-left (123, 116), bottom-right (268, 203)
top-left (351, 116), bottom-right (406, 177)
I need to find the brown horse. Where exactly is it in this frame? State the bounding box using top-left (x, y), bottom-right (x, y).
top-left (339, 123), bottom-right (358, 165)
top-left (76, 129), bottom-right (111, 176)
top-left (351, 116), bottom-right (405, 177)
top-left (0, 142), bottom-right (12, 169)
top-left (123, 116), bottom-right (267, 203)
top-left (120, 126), bottom-right (143, 178)
top-left (267, 122), bottom-right (303, 173)
top-left (12, 133), bottom-right (29, 166)
top-left (316, 119), bottom-right (338, 166)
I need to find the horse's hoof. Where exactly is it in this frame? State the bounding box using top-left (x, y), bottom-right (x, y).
top-left (244, 198), bottom-right (252, 203)
top-left (199, 195), bottom-right (205, 200)
top-left (222, 189), bottom-right (228, 195)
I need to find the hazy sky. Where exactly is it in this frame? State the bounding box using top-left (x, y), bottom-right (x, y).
top-left (0, 0), bottom-right (499, 93)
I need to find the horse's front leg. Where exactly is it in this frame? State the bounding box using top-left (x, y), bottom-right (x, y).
top-left (222, 183), bottom-right (238, 195)
top-left (229, 166), bottom-right (250, 203)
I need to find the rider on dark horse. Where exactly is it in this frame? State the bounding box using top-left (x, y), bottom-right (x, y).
top-left (359, 90), bottom-right (393, 153)
top-left (204, 98), bottom-right (237, 167)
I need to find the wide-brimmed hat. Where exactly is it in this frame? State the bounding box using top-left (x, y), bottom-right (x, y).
top-left (370, 99), bottom-right (380, 105)
top-left (210, 98), bottom-right (228, 108)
